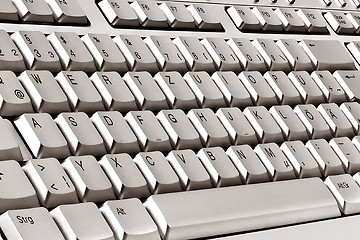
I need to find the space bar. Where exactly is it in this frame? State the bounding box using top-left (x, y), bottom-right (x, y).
top-left (144, 178), bottom-right (340, 240)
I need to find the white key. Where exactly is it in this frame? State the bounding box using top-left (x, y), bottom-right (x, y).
top-left (48, 32), bottom-right (96, 72)
top-left (226, 6), bottom-right (260, 31)
top-left (187, 4), bottom-right (222, 30)
top-left (131, 0), bottom-right (168, 28)
top-left (45, 0), bottom-right (87, 24)
top-left (306, 139), bottom-right (345, 176)
top-left (294, 104), bottom-right (333, 140)
top-left (0, 160), bottom-right (39, 213)
top-left (333, 70), bottom-right (360, 102)
top-left (324, 11), bottom-right (354, 34)
top-left (159, 2), bottom-right (196, 29)
top-left (154, 72), bottom-right (198, 110)
top-left (288, 71), bottom-right (325, 104)
top-left (99, 154), bottom-right (150, 199)
top-left (269, 105), bottom-right (309, 141)
top-left (252, 39), bottom-right (290, 71)
top-left (144, 36), bottom-right (188, 73)
top-left (113, 35), bottom-right (158, 73)
top-left (252, 7), bottom-right (283, 31)
top-left (51, 202), bottom-right (114, 240)
top-left (346, 12), bottom-right (360, 33)
top-left (12, 0), bottom-right (53, 22)
top-left (0, 30), bottom-right (26, 73)
top-left (0, 71), bottom-right (33, 117)
top-left (197, 147), bottom-right (242, 187)
top-left (340, 102), bottom-right (360, 134)
top-left (144, 178), bottom-right (339, 240)
top-left (254, 143), bottom-right (296, 181)
top-left (98, 0), bottom-right (139, 27)
top-left (212, 71), bottom-right (252, 108)
top-left (157, 109), bottom-right (202, 150)
top-left (183, 71), bottom-right (226, 109)
top-left (15, 113), bottom-right (70, 159)
top-left (299, 40), bottom-right (356, 71)
top-left (125, 111), bottom-right (172, 152)
top-left (55, 112), bottom-right (107, 157)
top-left (91, 111), bottom-right (140, 154)
top-left (134, 152), bottom-right (182, 194)
top-left (23, 158), bottom-right (78, 208)
top-left (281, 141), bottom-right (322, 178)
top-left (82, 33), bottom-right (128, 72)
top-left (318, 103), bottom-right (354, 137)
top-left (63, 156), bottom-right (115, 203)
top-left (227, 145), bottom-right (270, 184)
top-left (201, 37), bottom-right (241, 72)
top-left (330, 137), bottom-right (360, 174)
top-left (173, 36), bottom-right (215, 71)
top-left (274, 8), bottom-right (306, 32)
top-left (123, 71), bottom-right (169, 111)
top-left (0, 0), bottom-right (18, 21)
top-left (311, 71), bottom-right (347, 103)
top-left (227, 38), bottom-right (266, 71)
top-left (11, 31), bottom-right (61, 72)
top-left (276, 39), bottom-right (314, 71)
top-left (347, 42), bottom-right (360, 68)
top-left (244, 106), bottom-right (284, 144)
top-left (239, 71), bottom-right (278, 107)
top-left (264, 71), bottom-right (302, 105)
top-left (56, 71), bottom-right (105, 113)
top-left (0, 207), bottom-right (64, 240)
top-left (90, 72), bottom-right (137, 112)
top-left (216, 107), bottom-right (258, 145)
top-left (325, 174), bottom-right (360, 214)
top-left (168, 149), bottom-right (213, 190)
top-left (297, 9), bottom-right (328, 33)
top-left (19, 70), bottom-right (70, 114)
top-left (187, 108), bottom-right (231, 148)
top-left (101, 199), bottom-right (160, 240)
top-left (0, 119), bottom-right (22, 161)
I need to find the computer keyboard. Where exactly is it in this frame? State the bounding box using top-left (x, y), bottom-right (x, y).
top-left (2, 0), bottom-right (360, 239)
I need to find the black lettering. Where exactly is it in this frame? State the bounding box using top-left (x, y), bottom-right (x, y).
top-left (145, 156), bottom-right (155, 166)
top-left (32, 118), bottom-right (42, 128)
top-left (168, 114), bottom-right (178, 123)
top-left (177, 154), bottom-right (186, 163)
top-left (102, 75), bottom-right (112, 85)
top-left (74, 160), bottom-right (84, 171)
top-left (103, 115), bottom-right (113, 126)
top-left (264, 148), bottom-right (276, 158)
top-left (136, 115), bottom-right (144, 125)
top-left (68, 116), bottom-right (78, 126)
top-left (31, 74), bottom-right (42, 84)
top-left (110, 157), bottom-right (122, 168)
top-left (197, 112), bottom-right (207, 121)
top-left (66, 74), bottom-right (77, 85)
top-left (206, 151), bottom-right (216, 161)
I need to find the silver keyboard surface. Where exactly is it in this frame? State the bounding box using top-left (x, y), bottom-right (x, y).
top-left (2, 0), bottom-right (360, 239)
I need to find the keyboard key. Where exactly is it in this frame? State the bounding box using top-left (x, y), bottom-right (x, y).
top-left (183, 71), bottom-right (226, 109)
top-left (51, 202), bottom-right (114, 239)
top-left (90, 72), bottom-right (137, 113)
top-left (19, 70), bottom-right (70, 114)
top-left (123, 71), bottom-right (169, 111)
top-left (187, 4), bottom-right (222, 30)
top-left (0, 160), bottom-right (39, 213)
top-left (81, 33), bottom-right (128, 72)
top-left (329, 137), bottom-right (360, 174)
top-left (48, 32), bottom-right (96, 72)
top-left (281, 141), bottom-right (322, 178)
top-left (91, 111), bottom-right (140, 154)
top-left (131, 0), bottom-right (168, 28)
top-left (311, 71), bottom-right (347, 103)
top-left (55, 112), bottom-right (107, 156)
top-left (0, 0), bottom-right (18, 21)
top-left (324, 11), bottom-right (354, 34)
top-left (157, 109), bottom-right (203, 150)
top-left (347, 41), bottom-right (360, 67)
top-left (101, 199), bottom-right (160, 240)
top-left (226, 6), bottom-right (260, 31)
top-left (13, 0), bottom-right (53, 22)
top-left (56, 71), bottom-right (105, 113)
top-left (299, 40), bottom-right (356, 71)
top-left (63, 155), bottom-right (115, 203)
top-left (0, 30), bottom-right (26, 73)
top-left (333, 70), bottom-right (360, 101)
top-left (12, 31), bottom-right (61, 71)
top-left (252, 7), bottom-right (283, 31)
top-left (125, 111), bottom-right (172, 152)
top-left (297, 9), bottom-right (328, 33)
top-left (45, 0), bottom-right (87, 24)
top-left (274, 8), bottom-right (305, 32)
top-left (159, 2), bottom-right (196, 29)
top-left (188, 108), bottom-right (231, 148)
top-left (99, 154), bottom-right (150, 199)
top-left (144, 177), bottom-right (340, 240)
top-left (306, 139), bottom-right (345, 176)
top-left (15, 113), bottom-right (70, 159)
top-left (113, 35), bottom-right (159, 73)
top-left (0, 119), bottom-right (22, 161)
top-left (0, 207), bottom-right (64, 240)
top-left (98, 0), bottom-right (139, 27)
top-left (346, 12), bottom-right (360, 33)
top-left (23, 158), bottom-right (78, 208)
top-left (340, 102), bottom-right (360, 134)
top-left (197, 147), bottom-right (242, 187)
top-left (134, 151), bottom-right (182, 194)
top-left (243, 106), bottom-right (284, 143)
top-left (167, 149), bottom-right (213, 190)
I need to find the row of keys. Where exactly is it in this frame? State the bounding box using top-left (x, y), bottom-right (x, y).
top-left (0, 30), bottom-right (356, 74)
top-left (98, 0), bottom-right (222, 30)
top-left (1, 69), bottom-right (360, 118)
top-left (1, 0), bottom-right (87, 25)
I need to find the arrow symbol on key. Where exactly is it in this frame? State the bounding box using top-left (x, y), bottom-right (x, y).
top-left (51, 184), bottom-right (58, 191)
top-left (37, 164), bottom-right (45, 171)
top-left (345, 75), bottom-right (356, 79)
top-left (309, 43), bottom-right (316, 47)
